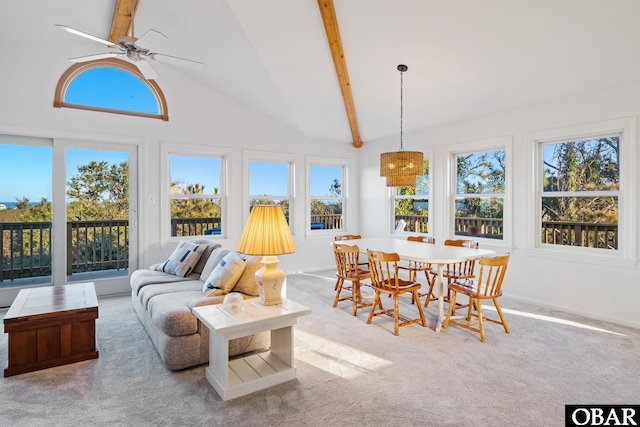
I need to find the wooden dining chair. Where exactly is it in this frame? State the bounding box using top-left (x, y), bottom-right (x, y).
top-left (333, 243), bottom-right (374, 316)
top-left (443, 254), bottom-right (510, 342)
top-left (366, 249), bottom-right (427, 336)
top-left (397, 235), bottom-right (437, 307)
top-left (334, 234), bottom-right (362, 241)
top-left (440, 239), bottom-right (479, 311)
top-left (333, 235), bottom-right (367, 289)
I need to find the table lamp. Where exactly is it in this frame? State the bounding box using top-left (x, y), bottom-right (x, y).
top-left (236, 205), bottom-right (295, 305)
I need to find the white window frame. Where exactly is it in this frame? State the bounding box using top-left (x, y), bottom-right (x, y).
top-left (242, 150), bottom-right (296, 234)
top-left (389, 149), bottom-right (433, 236)
top-left (526, 117), bottom-right (636, 266)
top-left (160, 142), bottom-right (229, 245)
top-left (306, 156), bottom-right (351, 237)
top-left (446, 135), bottom-right (512, 248)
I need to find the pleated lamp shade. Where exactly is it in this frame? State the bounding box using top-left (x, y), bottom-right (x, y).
top-left (237, 205), bottom-right (296, 256)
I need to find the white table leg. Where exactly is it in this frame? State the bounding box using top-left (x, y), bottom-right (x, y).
top-left (435, 264), bottom-right (445, 332)
top-left (270, 326), bottom-right (294, 366)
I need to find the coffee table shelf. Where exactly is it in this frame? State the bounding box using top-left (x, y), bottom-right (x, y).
top-left (193, 299), bottom-right (311, 401)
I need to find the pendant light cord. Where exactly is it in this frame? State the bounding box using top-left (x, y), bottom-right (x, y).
top-left (398, 64), bottom-right (407, 151)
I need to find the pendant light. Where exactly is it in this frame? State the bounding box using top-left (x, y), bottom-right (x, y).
top-left (379, 64), bottom-right (423, 187)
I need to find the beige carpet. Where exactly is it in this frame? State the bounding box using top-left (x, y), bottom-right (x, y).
top-left (1, 270), bottom-right (639, 427)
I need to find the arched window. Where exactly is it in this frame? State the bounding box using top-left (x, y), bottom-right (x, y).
top-left (54, 58), bottom-right (168, 121)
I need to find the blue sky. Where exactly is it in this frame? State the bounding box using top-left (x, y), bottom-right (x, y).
top-left (1, 67), bottom-right (340, 202)
top-left (0, 144), bottom-right (129, 202)
top-left (0, 144), bottom-right (342, 202)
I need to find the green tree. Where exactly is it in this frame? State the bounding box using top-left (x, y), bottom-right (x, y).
top-left (542, 138), bottom-right (618, 223)
top-left (66, 160), bottom-right (129, 220)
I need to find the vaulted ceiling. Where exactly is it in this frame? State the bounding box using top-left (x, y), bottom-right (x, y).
top-left (5, 0), bottom-right (640, 145)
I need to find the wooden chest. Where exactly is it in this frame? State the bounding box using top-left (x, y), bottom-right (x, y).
top-left (4, 282), bottom-right (99, 377)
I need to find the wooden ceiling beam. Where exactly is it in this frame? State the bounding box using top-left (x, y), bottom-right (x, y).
top-left (109, 0), bottom-right (140, 42)
top-left (318, 0), bottom-right (363, 148)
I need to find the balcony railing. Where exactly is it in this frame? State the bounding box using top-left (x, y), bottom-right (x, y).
top-left (310, 214), bottom-right (343, 230)
top-left (1, 216), bottom-right (620, 282)
top-left (1, 220), bottom-right (129, 282)
top-left (396, 215), bottom-right (617, 249)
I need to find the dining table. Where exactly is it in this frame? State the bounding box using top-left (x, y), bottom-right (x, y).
top-left (332, 237), bottom-right (495, 332)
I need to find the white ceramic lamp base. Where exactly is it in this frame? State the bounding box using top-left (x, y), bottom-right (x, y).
top-left (255, 256), bottom-right (286, 306)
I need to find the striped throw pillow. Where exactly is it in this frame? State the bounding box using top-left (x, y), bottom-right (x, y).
top-left (158, 241), bottom-right (208, 277)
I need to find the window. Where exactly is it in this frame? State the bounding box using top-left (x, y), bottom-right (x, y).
top-left (540, 137), bottom-right (619, 250)
top-left (0, 140), bottom-right (52, 284)
top-left (0, 135), bottom-right (138, 294)
top-left (168, 154), bottom-right (224, 238)
top-left (452, 140), bottom-right (508, 241)
top-left (248, 160), bottom-right (292, 225)
top-left (309, 164), bottom-right (344, 231)
top-left (528, 117), bottom-right (635, 262)
top-left (54, 58), bottom-right (168, 120)
top-left (393, 158), bottom-right (430, 234)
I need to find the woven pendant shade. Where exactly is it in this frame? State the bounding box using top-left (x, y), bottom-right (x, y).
top-left (380, 64), bottom-right (423, 187)
top-left (385, 174), bottom-right (417, 187)
top-left (380, 150), bottom-right (424, 177)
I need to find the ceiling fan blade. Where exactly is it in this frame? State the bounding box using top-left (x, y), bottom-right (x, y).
top-left (69, 52), bottom-right (123, 63)
top-left (150, 53), bottom-right (205, 71)
top-left (134, 29), bottom-right (168, 51)
top-left (55, 24), bottom-right (116, 47)
top-left (132, 60), bottom-right (159, 80)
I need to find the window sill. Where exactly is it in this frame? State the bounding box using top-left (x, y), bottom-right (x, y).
top-left (518, 247), bottom-right (637, 269)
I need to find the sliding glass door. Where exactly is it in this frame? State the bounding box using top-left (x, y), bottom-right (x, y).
top-left (0, 135), bottom-right (138, 301)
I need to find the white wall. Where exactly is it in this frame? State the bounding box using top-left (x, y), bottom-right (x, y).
top-left (0, 44), bottom-right (354, 300)
top-left (359, 81), bottom-right (640, 328)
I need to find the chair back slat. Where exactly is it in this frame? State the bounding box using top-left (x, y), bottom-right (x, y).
top-left (334, 243), bottom-right (366, 279)
top-left (367, 250), bottom-right (401, 292)
top-left (335, 234), bottom-right (362, 241)
top-left (443, 239), bottom-right (479, 279)
top-left (475, 255), bottom-right (510, 297)
top-left (407, 235), bottom-right (435, 244)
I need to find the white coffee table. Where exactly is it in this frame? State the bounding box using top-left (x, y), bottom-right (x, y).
top-left (192, 298), bottom-right (311, 401)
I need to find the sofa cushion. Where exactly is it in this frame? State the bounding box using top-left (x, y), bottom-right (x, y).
top-left (231, 256), bottom-right (262, 296)
top-left (202, 252), bottom-right (246, 295)
top-left (157, 241), bottom-right (208, 277)
top-left (146, 289), bottom-right (205, 337)
top-left (187, 238), bottom-right (222, 275)
top-left (139, 280), bottom-right (204, 309)
top-left (130, 269), bottom-right (192, 295)
top-left (199, 247), bottom-right (231, 281)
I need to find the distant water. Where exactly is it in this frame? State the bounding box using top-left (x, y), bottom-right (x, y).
top-left (0, 202), bottom-right (38, 209)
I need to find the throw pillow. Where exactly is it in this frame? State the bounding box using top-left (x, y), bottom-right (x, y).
top-left (157, 241), bottom-right (208, 277)
top-left (199, 247), bottom-right (231, 282)
top-left (232, 256), bottom-right (262, 296)
top-left (202, 252), bottom-right (246, 296)
top-left (188, 238), bottom-right (222, 275)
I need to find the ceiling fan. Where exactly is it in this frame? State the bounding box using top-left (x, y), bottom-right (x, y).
top-left (54, 8), bottom-right (204, 80)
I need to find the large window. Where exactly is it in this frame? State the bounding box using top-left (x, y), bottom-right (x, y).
top-left (0, 141), bottom-right (52, 284)
top-left (528, 117), bottom-right (635, 261)
top-left (248, 160), bottom-right (292, 225)
top-left (453, 147), bottom-right (506, 241)
top-left (540, 137), bottom-right (619, 250)
top-left (393, 159), bottom-right (430, 234)
top-left (168, 154), bottom-right (224, 238)
top-left (0, 135), bottom-right (138, 298)
top-left (309, 164), bottom-right (344, 232)
top-left (54, 59), bottom-right (168, 120)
